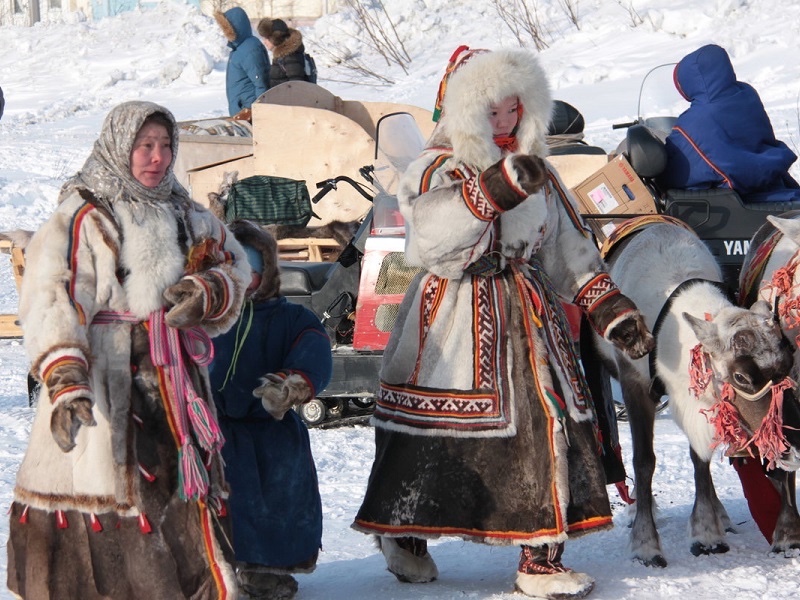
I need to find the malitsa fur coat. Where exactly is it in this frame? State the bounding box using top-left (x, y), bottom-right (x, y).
top-left (7, 101), bottom-right (251, 599)
top-left (354, 49), bottom-right (634, 546)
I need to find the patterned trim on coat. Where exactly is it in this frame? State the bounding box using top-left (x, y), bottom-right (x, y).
top-left (374, 274), bottom-right (514, 434)
top-left (66, 202), bottom-right (96, 325)
top-left (419, 154), bottom-right (452, 194)
top-left (352, 514), bottom-right (612, 545)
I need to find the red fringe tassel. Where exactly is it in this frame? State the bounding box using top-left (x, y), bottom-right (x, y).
top-left (90, 513), bottom-right (103, 532)
top-left (748, 378), bottom-right (795, 470)
top-left (56, 510), bottom-right (68, 529)
top-left (138, 513), bottom-right (152, 534)
top-left (688, 344), bottom-right (713, 398)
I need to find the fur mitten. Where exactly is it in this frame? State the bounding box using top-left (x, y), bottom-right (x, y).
top-left (164, 272), bottom-right (233, 329)
top-left (606, 308), bottom-right (654, 360)
top-left (574, 273), bottom-right (654, 359)
top-left (478, 154), bottom-right (548, 211)
top-left (253, 373), bottom-right (313, 420)
top-left (42, 356), bottom-right (96, 452)
top-left (51, 397), bottom-right (95, 452)
top-left (164, 277), bottom-right (206, 329)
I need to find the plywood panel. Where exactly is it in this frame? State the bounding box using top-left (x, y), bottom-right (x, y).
top-left (187, 155), bottom-right (256, 209)
top-left (343, 100), bottom-right (435, 142)
top-left (251, 103), bottom-right (374, 225)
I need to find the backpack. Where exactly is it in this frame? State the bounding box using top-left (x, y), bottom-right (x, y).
top-left (303, 53), bottom-right (318, 84)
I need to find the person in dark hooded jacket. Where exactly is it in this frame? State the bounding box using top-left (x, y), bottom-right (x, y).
top-left (215, 7), bottom-right (271, 117)
top-left (658, 44), bottom-right (800, 203)
top-left (257, 18), bottom-right (310, 89)
top-left (208, 219), bottom-right (332, 600)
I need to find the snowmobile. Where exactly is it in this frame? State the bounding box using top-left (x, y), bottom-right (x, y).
top-left (278, 112), bottom-right (426, 427)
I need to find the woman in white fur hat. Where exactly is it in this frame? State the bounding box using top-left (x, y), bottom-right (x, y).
top-left (352, 46), bottom-right (654, 599)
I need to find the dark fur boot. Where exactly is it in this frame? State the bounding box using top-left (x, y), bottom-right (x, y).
top-left (237, 564), bottom-right (298, 600)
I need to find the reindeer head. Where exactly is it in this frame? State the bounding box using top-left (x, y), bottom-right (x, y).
top-left (684, 300), bottom-right (800, 469)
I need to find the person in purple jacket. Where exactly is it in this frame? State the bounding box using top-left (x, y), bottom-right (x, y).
top-left (658, 43), bottom-right (800, 203)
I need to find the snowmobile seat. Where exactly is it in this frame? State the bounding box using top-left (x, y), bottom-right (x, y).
top-left (625, 124), bottom-right (667, 179)
top-left (547, 100), bottom-right (607, 157)
top-left (279, 261), bottom-right (336, 296)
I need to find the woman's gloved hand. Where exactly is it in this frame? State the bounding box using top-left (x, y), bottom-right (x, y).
top-left (164, 277), bottom-right (206, 329)
top-left (51, 397), bottom-right (96, 453)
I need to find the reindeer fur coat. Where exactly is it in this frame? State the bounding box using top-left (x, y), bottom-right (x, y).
top-left (7, 102), bottom-right (250, 599)
top-left (354, 49), bottom-right (636, 546)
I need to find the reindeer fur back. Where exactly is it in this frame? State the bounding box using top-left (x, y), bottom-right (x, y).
top-left (598, 224), bottom-right (727, 459)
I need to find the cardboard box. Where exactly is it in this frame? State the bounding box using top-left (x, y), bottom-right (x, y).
top-left (571, 155), bottom-right (657, 241)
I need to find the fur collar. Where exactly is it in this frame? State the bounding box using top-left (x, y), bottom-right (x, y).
top-left (429, 49), bottom-right (553, 170)
top-left (272, 29), bottom-right (304, 59)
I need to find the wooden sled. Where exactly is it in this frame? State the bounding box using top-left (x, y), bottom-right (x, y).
top-left (0, 238), bottom-right (25, 338)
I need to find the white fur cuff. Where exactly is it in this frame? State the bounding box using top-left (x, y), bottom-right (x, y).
top-left (49, 383), bottom-right (94, 408)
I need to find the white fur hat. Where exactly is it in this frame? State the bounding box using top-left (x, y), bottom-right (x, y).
top-left (433, 48), bottom-right (553, 169)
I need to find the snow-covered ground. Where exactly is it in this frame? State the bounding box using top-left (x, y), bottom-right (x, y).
top-left (2, 0), bottom-right (800, 598)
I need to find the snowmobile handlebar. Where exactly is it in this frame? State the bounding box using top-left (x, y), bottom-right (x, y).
top-left (312, 175), bottom-right (375, 204)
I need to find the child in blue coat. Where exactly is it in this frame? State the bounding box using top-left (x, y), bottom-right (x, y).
top-left (209, 219), bottom-right (332, 600)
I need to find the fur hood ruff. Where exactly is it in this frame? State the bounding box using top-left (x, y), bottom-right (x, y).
top-left (227, 219), bottom-right (281, 302)
top-left (430, 49), bottom-right (553, 170)
top-left (272, 29), bottom-right (304, 59)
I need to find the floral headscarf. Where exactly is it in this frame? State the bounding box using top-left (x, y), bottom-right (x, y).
top-left (59, 100), bottom-right (190, 209)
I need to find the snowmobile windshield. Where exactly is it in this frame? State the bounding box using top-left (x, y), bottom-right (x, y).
top-left (371, 112), bottom-right (426, 235)
top-left (637, 63), bottom-right (687, 137)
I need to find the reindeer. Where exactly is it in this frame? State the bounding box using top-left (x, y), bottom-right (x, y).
top-left (588, 219), bottom-right (799, 567)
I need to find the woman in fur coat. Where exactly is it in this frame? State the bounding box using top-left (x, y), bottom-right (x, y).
top-left (257, 18), bottom-right (309, 89)
top-left (352, 47), bottom-right (655, 599)
top-left (7, 100), bottom-right (251, 599)
top-left (209, 219), bottom-right (332, 600)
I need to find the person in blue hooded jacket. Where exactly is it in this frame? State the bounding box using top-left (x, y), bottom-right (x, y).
top-left (215, 7), bottom-right (271, 118)
top-left (209, 219), bottom-right (332, 600)
top-left (658, 44), bottom-right (800, 203)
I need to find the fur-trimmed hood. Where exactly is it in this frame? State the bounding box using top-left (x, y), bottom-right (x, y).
top-left (429, 48), bottom-right (553, 170)
top-left (215, 7), bottom-right (253, 49)
top-left (272, 29), bottom-right (304, 59)
top-left (227, 219), bottom-right (281, 302)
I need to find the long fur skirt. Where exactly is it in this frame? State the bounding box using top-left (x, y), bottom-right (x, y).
top-left (7, 325), bottom-right (235, 599)
top-left (353, 293), bottom-right (613, 546)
